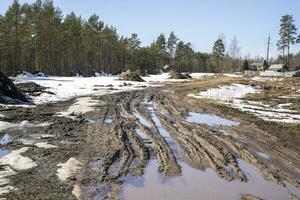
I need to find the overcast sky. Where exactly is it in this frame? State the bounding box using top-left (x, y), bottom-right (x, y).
top-left (1, 0), bottom-right (300, 58)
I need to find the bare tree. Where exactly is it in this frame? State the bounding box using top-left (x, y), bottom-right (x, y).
top-left (229, 36), bottom-right (241, 58)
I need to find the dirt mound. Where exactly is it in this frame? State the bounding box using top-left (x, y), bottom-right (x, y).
top-left (120, 70), bottom-right (145, 82)
top-left (0, 71), bottom-right (30, 104)
top-left (293, 71), bottom-right (300, 77)
top-left (135, 69), bottom-right (147, 77)
top-left (169, 70), bottom-right (192, 79)
top-left (15, 82), bottom-right (49, 96)
top-left (240, 194), bottom-right (264, 200)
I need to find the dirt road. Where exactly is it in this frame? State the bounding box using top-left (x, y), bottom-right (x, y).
top-left (0, 76), bottom-right (300, 200)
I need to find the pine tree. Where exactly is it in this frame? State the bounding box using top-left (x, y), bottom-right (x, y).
top-left (155, 33), bottom-right (167, 70)
top-left (278, 15), bottom-right (297, 65)
top-left (242, 60), bottom-right (249, 71)
top-left (212, 39), bottom-right (225, 58)
top-left (167, 31), bottom-right (178, 66)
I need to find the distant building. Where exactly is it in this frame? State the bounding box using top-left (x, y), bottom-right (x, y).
top-left (249, 63), bottom-right (264, 71)
top-left (267, 64), bottom-right (288, 72)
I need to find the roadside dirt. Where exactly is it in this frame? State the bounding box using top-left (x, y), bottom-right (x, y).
top-left (0, 75), bottom-right (299, 200)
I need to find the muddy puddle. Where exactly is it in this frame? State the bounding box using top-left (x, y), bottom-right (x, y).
top-left (122, 159), bottom-right (300, 200)
top-left (121, 103), bottom-right (300, 200)
top-left (104, 116), bottom-right (114, 124)
top-left (0, 121), bottom-right (52, 148)
top-left (186, 112), bottom-right (240, 126)
top-left (147, 102), bottom-right (180, 158)
top-left (0, 133), bottom-right (12, 157)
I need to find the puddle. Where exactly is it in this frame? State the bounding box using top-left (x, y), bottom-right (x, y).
top-left (0, 149), bottom-right (10, 157)
top-left (135, 129), bottom-right (149, 140)
top-left (57, 97), bottom-right (98, 119)
top-left (89, 160), bottom-right (102, 172)
top-left (186, 112), bottom-right (240, 126)
top-left (147, 102), bottom-right (180, 159)
top-left (104, 116), bottom-right (113, 124)
top-left (256, 152), bottom-right (270, 160)
top-left (0, 133), bottom-right (13, 145)
top-left (122, 159), bottom-right (300, 200)
top-left (133, 112), bottom-right (152, 128)
top-left (147, 103), bottom-right (170, 138)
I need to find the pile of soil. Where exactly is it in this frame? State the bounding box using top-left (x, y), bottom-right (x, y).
top-left (16, 82), bottom-right (49, 96)
top-left (169, 70), bottom-right (192, 79)
top-left (120, 70), bottom-right (145, 82)
top-left (135, 69), bottom-right (147, 77)
top-left (0, 71), bottom-right (29, 104)
top-left (293, 71), bottom-right (300, 77)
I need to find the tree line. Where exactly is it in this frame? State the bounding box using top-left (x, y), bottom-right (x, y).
top-left (0, 0), bottom-right (299, 76)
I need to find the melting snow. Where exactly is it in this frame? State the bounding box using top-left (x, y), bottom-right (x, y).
top-left (0, 120), bottom-right (51, 132)
top-left (13, 73), bottom-right (211, 105)
top-left (0, 147), bottom-right (37, 170)
top-left (195, 84), bottom-right (259, 102)
top-left (190, 84), bottom-right (300, 124)
top-left (56, 158), bottom-right (82, 181)
top-left (57, 97), bottom-right (98, 119)
top-left (34, 142), bottom-right (58, 149)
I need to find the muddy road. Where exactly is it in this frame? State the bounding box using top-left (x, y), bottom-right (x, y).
top-left (0, 76), bottom-right (300, 200)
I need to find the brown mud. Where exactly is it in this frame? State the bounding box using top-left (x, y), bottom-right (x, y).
top-left (0, 75), bottom-right (299, 199)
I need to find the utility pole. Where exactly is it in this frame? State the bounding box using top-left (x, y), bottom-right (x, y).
top-left (266, 34), bottom-right (271, 64)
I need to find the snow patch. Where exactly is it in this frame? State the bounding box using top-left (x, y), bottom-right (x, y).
top-left (34, 142), bottom-right (58, 149)
top-left (0, 147), bottom-right (37, 170)
top-left (223, 73), bottom-right (244, 78)
top-left (0, 120), bottom-right (51, 132)
top-left (196, 84), bottom-right (260, 102)
top-left (57, 97), bottom-right (98, 119)
top-left (56, 158), bottom-right (82, 181)
top-left (0, 121), bottom-right (15, 132)
top-left (72, 184), bottom-right (82, 199)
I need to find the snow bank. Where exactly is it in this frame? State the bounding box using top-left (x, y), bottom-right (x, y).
top-left (16, 71), bottom-right (35, 79)
top-left (13, 73), bottom-right (211, 105)
top-left (196, 84), bottom-right (259, 102)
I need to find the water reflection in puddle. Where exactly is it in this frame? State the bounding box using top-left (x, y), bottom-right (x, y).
top-left (135, 129), bottom-right (149, 140)
top-left (0, 133), bottom-right (13, 145)
top-left (147, 102), bottom-right (180, 159)
top-left (0, 149), bottom-right (10, 157)
top-left (186, 112), bottom-right (239, 126)
top-left (122, 159), bottom-right (300, 200)
top-left (0, 133), bottom-right (12, 157)
top-left (147, 102), bottom-right (170, 138)
top-left (133, 112), bottom-right (152, 128)
top-left (104, 116), bottom-right (113, 124)
top-left (256, 152), bottom-right (270, 160)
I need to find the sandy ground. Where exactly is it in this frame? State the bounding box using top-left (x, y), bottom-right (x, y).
top-left (0, 75), bottom-right (299, 200)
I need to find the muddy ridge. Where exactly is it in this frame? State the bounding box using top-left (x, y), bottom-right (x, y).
top-left (0, 78), bottom-right (300, 199)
